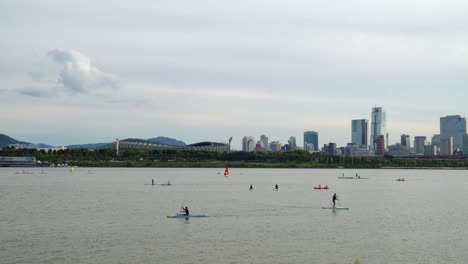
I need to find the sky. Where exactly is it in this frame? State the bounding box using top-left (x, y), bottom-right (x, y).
top-left (1, 0), bottom-right (468, 149)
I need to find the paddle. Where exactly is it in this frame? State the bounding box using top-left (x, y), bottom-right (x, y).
top-left (180, 201), bottom-right (186, 214)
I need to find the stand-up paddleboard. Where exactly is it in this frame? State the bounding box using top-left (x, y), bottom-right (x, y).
top-left (166, 214), bottom-right (208, 218)
top-left (321, 206), bottom-right (349, 210)
top-left (273, 188), bottom-right (280, 191)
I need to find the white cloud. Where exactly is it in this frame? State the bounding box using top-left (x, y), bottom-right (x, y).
top-left (47, 49), bottom-right (119, 93)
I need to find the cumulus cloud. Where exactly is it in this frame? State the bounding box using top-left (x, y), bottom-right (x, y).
top-left (47, 49), bottom-right (119, 93)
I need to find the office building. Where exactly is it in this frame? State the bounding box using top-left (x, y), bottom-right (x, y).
top-left (414, 136), bottom-right (427, 155)
top-left (371, 107), bottom-right (387, 150)
top-left (440, 136), bottom-right (454, 156)
top-left (463, 134), bottom-right (468, 157)
top-left (440, 115), bottom-right (466, 151)
top-left (351, 119), bottom-right (368, 148)
top-left (401, 134), bottom-right (411, 149)
top-left (304, 131), bottom-right (319, 151)
top-left (431, 134), bottom-right (441, 147)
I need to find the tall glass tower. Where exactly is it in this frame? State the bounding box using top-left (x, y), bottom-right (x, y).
top-left (370, 107), bottom-right (387, 150)
top-left (440, 115), bottom-right (466, 150)
top-left (351, 119), bottom-right (368, 148)
top-left (304, 131), bottom-right (318, 151)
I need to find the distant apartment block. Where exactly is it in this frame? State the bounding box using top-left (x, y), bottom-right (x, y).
top-left (269, 141), bottom-right (282, 152)
top-left (242, 136), bottom-right (256, 152)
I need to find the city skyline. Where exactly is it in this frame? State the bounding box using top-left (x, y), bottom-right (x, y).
top-left (2, 1), bottom-right (468, 149)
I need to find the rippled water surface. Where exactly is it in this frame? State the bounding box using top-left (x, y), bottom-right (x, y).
top-left (1, 167), bottom-right (468, 264)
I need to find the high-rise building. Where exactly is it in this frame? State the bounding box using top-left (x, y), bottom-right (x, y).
top-left (371, 107), bottom-right (387, 150)
top-left (431, 134), bottom-right (441, 147)
top-left (328, 143), bottom-right (337, 155)
top-left (242, 136), bottom-right (255, 152)
top-left (269, 141), bottom-right (282, 152)
top-left (304, 131), bottom-right (318, 151)
top-left (351, 119), bottom-right (368, 148)
top-left (288, 136), bottom-right (297, 151)
top-left (440, 115), bottom-right (466, 151)
top-left (414, 136), bottom-right (427, 155)
top-left (440, 136), bottom-right (454, 156)
top-left (260, 135), bottom-right (269, 150)
top-left (463, 134), bottom-right (468, 157)
top-left (376, 135), bottom-right (385, 156)
top-left (401, 134), bottom-right (411, 148)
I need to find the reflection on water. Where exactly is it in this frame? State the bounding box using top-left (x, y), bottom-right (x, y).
top-left (1, 167), bottom-right (468, 264)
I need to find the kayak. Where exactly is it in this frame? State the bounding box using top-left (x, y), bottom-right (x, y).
top-left (314, 187), bottom-right (329, 190)
top-left (166, 214), bottom-right (208, 218)
top-left (321, 206), bottom-right (349, 210)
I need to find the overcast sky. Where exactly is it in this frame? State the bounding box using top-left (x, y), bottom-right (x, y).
top-left (1, 0), bottom-right (468, 149)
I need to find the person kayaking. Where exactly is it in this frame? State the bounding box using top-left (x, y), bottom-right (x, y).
top-left (152, 179), bottom-right (155, 185)
top-left (181, 206), bottom-right (189, 216)
top-left (275, 184), bottom-right (279, 190)
top-left (332, 193), bottom-right (338, 208)
top-left (249, 184), bottom-right (253, 191)
top-left (318, 184), bottom-right (322, 189)
top-left (167, 180), bottom-right (171, 185)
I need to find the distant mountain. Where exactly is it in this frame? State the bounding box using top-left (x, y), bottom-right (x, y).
top-left (0, 134), bottom-right (30, 148)
top-left (32, 143), bottom-right (55, 148)
top-left (67, 143), bottom-right (112, 149)
top-left (147, 136), bottom-right (186, 146)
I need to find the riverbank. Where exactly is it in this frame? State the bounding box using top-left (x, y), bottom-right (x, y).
top-left (66, 161), bottom-right (468, 170)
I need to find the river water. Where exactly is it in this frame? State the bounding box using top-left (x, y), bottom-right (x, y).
top-left (1, 167), bottom-right (468, 264)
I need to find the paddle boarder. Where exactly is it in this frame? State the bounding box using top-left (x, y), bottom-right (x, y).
top-left (275, 184), bottom-right (279, 191)
top-left (249, 184), bottom-right (253, 191)
top-left (152, 179), bottom-right (155, 186)
top-left (181, 206), bottom-right (189, 216)
top-left (332, 193), bottom-right (338, 208)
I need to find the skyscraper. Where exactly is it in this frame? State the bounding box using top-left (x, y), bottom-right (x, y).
top-left (371, 107), bottom-right (387, 150)
top-left (288, 136), bottom-right (297, 151)
top-left (440, 136), bottom-right (454, 156)
top-left (376, 135), bottom-right (385, 156)
top-left (351, 119), bottom-right (368, 148)
top-left (260, 135), bottom-right (269, 150)
top-left (242, 136), bottom-right (255, 152)
top-left (440, 115), bottom-right (466, 150)
top-left (401, 134), bottom-right (410, 148)
top-left (414, 136), bottom-right (427, 155)
top-left (304, 131), bottom-right (318, 151)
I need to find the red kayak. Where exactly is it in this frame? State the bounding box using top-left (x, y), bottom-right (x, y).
top-left (314, 187), bottom-right (329, 190)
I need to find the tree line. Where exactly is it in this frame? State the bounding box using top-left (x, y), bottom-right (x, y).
top-left (2, 146), bottom-right (468, 168)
